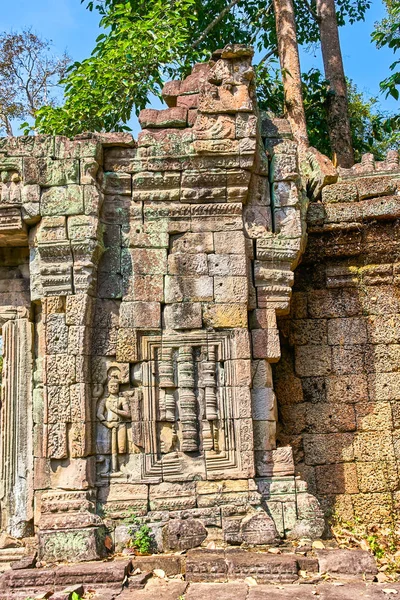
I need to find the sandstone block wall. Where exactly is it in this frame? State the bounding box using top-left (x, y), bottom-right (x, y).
top-left (275, 153), bottom-right (400, 527)
top-left (0, 45), bottom-right (329, 562)
top-left (0, 43), bottom-right (398, 562)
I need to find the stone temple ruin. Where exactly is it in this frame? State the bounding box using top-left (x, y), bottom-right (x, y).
top-left (0, 44), bottom-right (399, 564)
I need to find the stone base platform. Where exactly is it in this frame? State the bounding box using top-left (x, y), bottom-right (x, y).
top-left (0, 547), bottom-right (385, 599)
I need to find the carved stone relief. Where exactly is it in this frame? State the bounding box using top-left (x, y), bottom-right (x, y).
top-left (95, 331), bottom-right (254, 488)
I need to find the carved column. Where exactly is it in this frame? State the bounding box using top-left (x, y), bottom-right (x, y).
top-left (178, 345), bottom-right (198, 452)
top-left (0, 310), bottom-right (33, 538)
top-left (203, 345), bottom-right (218, 421)
top-left (201, 344), bottom-right (218, 452)
top-left (159, 346), bottom-right (176, 423)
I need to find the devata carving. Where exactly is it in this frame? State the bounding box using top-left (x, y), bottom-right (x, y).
top-left (95, 368), bottom-right (143, 476)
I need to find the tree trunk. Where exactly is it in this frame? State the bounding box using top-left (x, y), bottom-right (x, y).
top-left (273, 0), bottom-right (309, 150)
top-left (316, 0), bottom-right (354, 167)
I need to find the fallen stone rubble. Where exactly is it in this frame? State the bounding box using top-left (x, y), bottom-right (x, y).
top-left (0, 547), bottom-right (394, 599)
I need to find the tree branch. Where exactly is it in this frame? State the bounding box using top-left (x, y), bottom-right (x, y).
top-left (258, 46), bottom-right (277, 66)
top-left (191, 0), bottom-right (242, 49)
top-left (303, 0), bottom-right (319, 22)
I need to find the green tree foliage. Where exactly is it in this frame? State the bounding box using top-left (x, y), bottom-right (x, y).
top-left (258, 67), bottom-right (400, 160)
top-left (34, 0), bottom-right (374, 138)
top-left (35, 0), bottom-right (197, 135)
top-left (32, 0), bottom-right (396, 161)
top-left (372, 0), bottom-right (400, 100)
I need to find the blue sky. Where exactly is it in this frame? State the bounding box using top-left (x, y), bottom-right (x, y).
top-left (1, 0), bottom-right (398, 136)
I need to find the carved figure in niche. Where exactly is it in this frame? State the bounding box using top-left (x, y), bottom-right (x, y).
top-left (1, 170), bottom-right (21, 201)
top-left (96, 374), bottom-right (130, 473)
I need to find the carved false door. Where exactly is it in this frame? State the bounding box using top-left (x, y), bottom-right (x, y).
top-left (138, 331), bottom-right (254, 481)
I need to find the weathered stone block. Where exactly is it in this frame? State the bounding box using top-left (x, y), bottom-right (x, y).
top-left (289, 319), bottom-right (328, 346)
top-left (213, 231), bottom-right (246, 255)
top-left (252, 388), bottom-right (277, 421)
top-left (214, 276), bottom-right (248, 303)
top-left (139, 107), bottom-right (188, 128)
top-left (120, 301), bottom-right (161, 329)
top-left (226, 550), bottom-right (298, 583)
top-left (270, 153), bottom-right (298, 182)
top-left (165, 275), bottom-right (214, 303)
top-left (327, 317), bottom-right (368, 345)
top-left (116, 328), bottom-right (138, 362)
top-left (368, 372), bottom-right (400, 401)
top-left (352, 492), bottom-right (394, 524)
top-left (315, 463), bottom-right (358, 495)
top-left (102, 171), bottom-right (132, 195)
top-left (306, 403), bottom-right (356, 434)
top-left (44, 354), bottom-right (76, 386)
top-left (325, 374), bottom-right (368, 404)
top-left (316, 549), bottom-right (377, 578)
top-left (164, 303), bottom-right (202, 329)
top-left (45, 313), bottom-right (69, 354)
top-left (65, 294), bottom-right (94, 326)
top-left (308, 289), bottom-right (361, 319)
top-left (185, 549), bottom-right (227, 582)
top-left (332, 345), bottom-right (365, 375)
top-left (252, 359), bottom-right (273, 388)
top-left (121, 275), bottom-right (162, 305)
top-left (357, 460), bottom-right (399, 493)
top-left (67, 215), bottom-right (99, 240)
top-left (41, 186), bottom-right (84, 216)
top-left (97, 272), bottom-right (123, 299)
top-left (355, 401), bottom-right (393, 431)
top-left (252, 328), bottom-right (280, 361)
top-left (208, 254), bottom-right (247, 276)
top-left (303, 433), bottom-right (355, 465)
top-left (354, 431), bottom-right (395, 462)
top-left (203, 303), bottom-right (248, 328)
top-left (167, 253), bottom-right (208, 276)
top-left (240, 512), bottom-right (279, 545)
top-left (322, 181), bottom-right (358, 203)
top-left (295, 346), bottom-right (332, 377)
top-left (163, 519), bottom-right (207, 551)
top-left (39, 527), bottom-right (107, 563)
top-left (124, 248), bottom-right (167, 276)
top-left (23, 157), bottom-right (79, 186)
top-left (253, 420), bottom-right (276, 451)
top-left (170, 232), bottom-right (214, 254)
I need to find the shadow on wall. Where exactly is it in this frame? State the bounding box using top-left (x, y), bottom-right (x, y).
top-left (274, 218), bottom-right (400, 536)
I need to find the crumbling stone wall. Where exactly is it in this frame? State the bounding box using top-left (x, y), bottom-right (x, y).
top-left (2, 42), bottom-right (398, 563)
top-left (275, 152), bottom-right (400, 527)
top-left (0, 45), bottom-right (329, 563)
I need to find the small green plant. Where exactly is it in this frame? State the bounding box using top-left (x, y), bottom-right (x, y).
top-left (178, 596), bottom-right (186, 600)
top-left (367, 534), bottom-right (385, 560)
top-left (132, 522), bottom-right (152, 554)
top-left (71, 594), bottom-right (83, 600)
top-left (124, 512), bottom-right (154, 555)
